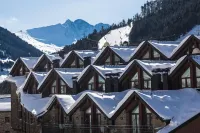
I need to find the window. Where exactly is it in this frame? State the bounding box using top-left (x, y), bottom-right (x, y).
top-left (5, 117), bottom-right (10, 123)
top-left (142, 51), bottom-right (150, 59)
top-left (51, 81), bottom-right (56, 94)
top-left (19, 67), bottom-right (23, 75)
top-left (44, 64), bottom-right (48, 71)
top-left (98, 76), bottom-right (105, 92)
top-left (131, 106), bottom-right (140, 133)
top-left (88, 77), bottom-right (94, 90)
top-left (196, 67), bottom-right (200, 88)
top-left (143, 71), bottom-right (151, 89)
top-left (153, 50), bottom-right (160, 59)
top-left (79, 59), bottom-right (84, 68)
top-left (130, 72), bottom-right (139, 88)
top-left (146, 108), bottom-right (152, 126)
top-left (181, 67), bottom-right (191, 88)
top-left (60, 80), bottom-right (66, 94)
top-left (114, 55), bottom-right (121, 65)
top-left (105, 56), bottom-right (111, 65)
top-left (71, 60), bottom-right (76, 68)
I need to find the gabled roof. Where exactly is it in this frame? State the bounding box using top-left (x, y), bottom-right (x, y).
top-left (93, 46), bottom-right (136, 64)
top-left (110, 46), bottom-right (137, 62)
top-left (60, 50), bottom-right (99, 66)
top-left (120, 60), bottom-right (176, 80)
top-left (10, 57), bottom-right (40, 74)
top-left (33, 54), bottom-right (62, 69)
top-left (77, 65), bottom-right (126, 82)
top-left (148, 40), bottom-right (179, 58)
top-left (37, 68), bottom-right (83, 91)
top-left (55, 68), bottom-right (84, 88)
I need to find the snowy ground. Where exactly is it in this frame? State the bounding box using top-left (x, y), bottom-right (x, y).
top-left (15, 31), bottom-right (63, 54)
top-left (98, 24), bottom-right (133, 49)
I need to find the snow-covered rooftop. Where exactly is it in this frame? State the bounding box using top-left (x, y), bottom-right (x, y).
top-left (20, 57), bottom-right (40, 69)
top-left (32, 72), bottom-right (48, 85)
top-left (55, 68), bottom-right (84, 88)
top-left (110, 46), bottom-right (137, 62)
top-left (74, 50), bottom-right (99, 61)
top-left (138, 88), bottom-right (200, 133)
top-left (0, 95), bottom-right (11, 111)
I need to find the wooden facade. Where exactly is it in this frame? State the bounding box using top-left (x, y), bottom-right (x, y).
top-left (93, 47), bottom-right (125, 65)
top-left (130, 41), bottom-right (168, 61)
top-left (61, 51), bottom-right (84, 68)
top-left (10, 59), bottom-right (29, 76)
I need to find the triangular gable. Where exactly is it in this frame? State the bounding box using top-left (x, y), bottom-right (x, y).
top-left (10, 58), bottom-right (31, 75)
top-left (170, 35), bottom-right (200, 59)
top-left (60, 51), bottom-right (76, 67)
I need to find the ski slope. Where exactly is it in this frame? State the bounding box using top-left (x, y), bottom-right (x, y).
top-left (178, 25), bottom-right (200, 41)
top-left (98, 24), bottom-right (133, 49)
top-left (15, 31), bottom-right (63, 54)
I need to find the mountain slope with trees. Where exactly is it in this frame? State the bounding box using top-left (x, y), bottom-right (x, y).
top-left (129, 0), bottom-right (200, 43)
top-left (0, 27), bottom-right (42, 61)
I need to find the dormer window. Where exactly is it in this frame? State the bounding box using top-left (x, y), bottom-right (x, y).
top-left (142, 51), bottom-right (150, 59)
top-left (60, 80), bottom-right (66, 94)
top-left (130, 72), bottom-right (139, 88)
top-left (79, 59), bottom-right (84, 68)
top-left (153, 50), bottom-right (160, 59)
top-left (114, 55), bottom-right (121, 65)
top-left (105, 56), bottom-right (111, 65)
top-left (88, 77), bottom-right (94, 90)
top-left (71, 60), bottom-right (76, 68)
top-left (98, 76), bottom-right (105, 92)
top-left (51, 81), bottom-right (56, 94)
top-left (143, 71), bottom-right (151, 89)
top-left (181, 67), bottom-right (191, 88)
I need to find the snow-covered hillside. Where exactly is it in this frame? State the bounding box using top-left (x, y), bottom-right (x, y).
top-left (15, 31), bottom-right (63, 54)
top-left (178, 25), bottom-right (200, 41)
top-left (98, 24), bottom-right (133, 49)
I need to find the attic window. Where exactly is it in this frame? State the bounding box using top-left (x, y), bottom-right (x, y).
top-left (196, 67), bottom-right (200, 88)
top-left (153, 50), bottom-right (160, 59)
top-left (71, 60), bottom-right (76, 68)
top-left (105, 56), bottom-right (111, 65)
top-left (60, 80), bottom-right (66, 94)
top-left (130, 72), bottom-right (139, 88)
top-left (98, 76), bottom-right (105, 92)
top-left (51, 81), bottom-right (56, 94)
top-left (79, 59), bottom-right (84, 68)
top-left (114, 55), bottom-right (120, 65)
top-left (181, 67), bottom-right (191, 88)
top-left (143, 71), bottom-right (151, 89)
top-left (142, 51), bottom-right (150, 59)
top-left (88, 77), bottom-right (94, 90)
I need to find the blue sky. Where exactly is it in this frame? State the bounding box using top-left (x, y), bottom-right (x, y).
top-left (0, 0), bottom-right (145, 32)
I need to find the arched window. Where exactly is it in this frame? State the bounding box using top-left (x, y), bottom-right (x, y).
top-left (88, 77), bottom-right (94, 90)
top-left (98, 76), bottom-right (105, 92)
top-left (143, 71), bottom-right (151, 89)
top-left (130, 72), bottom-right (139, 88)
top-left (196, 67), bottom-right (200, 88)
top-left (181, 67), bottom-right (191, 88)
top-left (60, 80), bottom-right (66, 94)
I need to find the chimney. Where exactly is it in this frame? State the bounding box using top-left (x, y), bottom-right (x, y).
top-left (72, 76), bottom-right (80, 94)
top-left (84, 57), bottom-right (91, 68)
top-left (112, 72), bottom-right (120, 92)
top-left (59, 50), bottom-right (65, 59)
top-left (162, 68), bottom-right (170, 90)
top-left (151, 69), bottom-right (162, 90)
top-left (52, 59), bottom-right (60, 68)
top-left (105, 72), bottom-right (112, 93)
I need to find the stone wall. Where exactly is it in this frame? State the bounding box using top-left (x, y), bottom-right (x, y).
top-left (0, 111), bottom-right (16, 133)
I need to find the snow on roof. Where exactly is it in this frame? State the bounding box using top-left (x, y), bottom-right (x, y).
top-left (129, 41), bottom-right (145, 59)
top-left (20, 93), bottom-right (51, 116)
top-left (110, 46), bottom-right (137, 62)
top-left (37, 69), bottom-right (53, 90)
top-left (46, 54), bottom-right (62, 62)
top-left (169, 55), bottom-right (187, 75)
top-left (137, 88), bottom-right (200, 133)
top-left (20, 57), bottom-right (40, 69)
top-left (136, 60), bottom-right (176, 75)
top-left (77, 65), bottom-right (126, 82)
top-left (191, 54), bottom-right (200, 65)
top-left (74, 50), bottom-right (99, 62)
top-left (6, 76), bottom-right (26, 89)
top-left (148, 41), bottom-right (179, 58)
top-left (55, 68), bottom-right (84, 88)
top-left (32, 72), bottom-right (48, 85)
top-left (60, 51), bottom-right (73, 66)
top-left (0, 95), bottom-right (11, 111)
